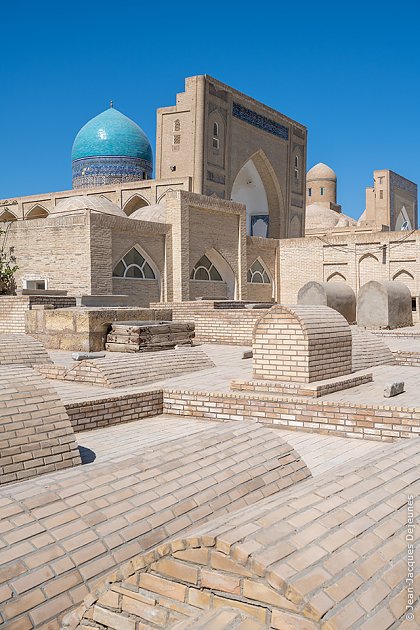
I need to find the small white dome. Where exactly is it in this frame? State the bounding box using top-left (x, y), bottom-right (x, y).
top-left (307, 162), bottom-right (337, 182)
top-left (130, 204), bottom-right (167, 223)
top-left (52, 195), bottom-right (126, 218)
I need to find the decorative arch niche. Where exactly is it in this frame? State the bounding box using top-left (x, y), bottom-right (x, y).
top-left (392, 269), bottom-right (415, 295)
top-left (123, 194), bottom-right (150, 217)
top-left (0, 209), bottom-right (17, 222)
top-left (26, 204), bottom-right (49, 219)
top-left (326, 271), bottom-right (347, 283)
top-left (358, 253), bottom-right (380, 288)
top-left (231, 150), bottom-right (284, 238)
top-left (190, 248), bottom-right (236, 299)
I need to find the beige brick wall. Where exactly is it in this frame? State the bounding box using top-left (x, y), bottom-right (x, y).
top-left (278, 230), bottom-right (420, 303)
top-left (152, 301), bottom-right (269, 345)
top-left (65, 391), bottom-right (163, 432)
top-left (8, 214), bottom-right (92, 295)
top-left (163, 389), bottom-right (419, 440)
top-left (0, 296), bottom-right (29, 333)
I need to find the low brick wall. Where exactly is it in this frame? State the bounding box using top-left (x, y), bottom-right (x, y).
top-left (163, 389), bottom-right (420, 441)
top-left (65, 390), bottom-right (163, 432)
top-left (0, 295), bottom-right (78, 334)
top-left (151, 301), bottom-right (269, 345)
top-left (0, 296), bottom-right (29, 333)
top-left (393, 350), bottom-right (420, 366)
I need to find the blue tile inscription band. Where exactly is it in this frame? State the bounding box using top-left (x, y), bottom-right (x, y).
top-left (233, 102), bottom-right (289, 140)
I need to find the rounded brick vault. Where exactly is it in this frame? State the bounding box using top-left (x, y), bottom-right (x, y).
top-left (0, 422), bottom-right (309, 628)
top-left (0, 367), bottom-right (81, 485)
top-left (66, 437), bottom-right (420, 630)
top-left (252, 305), bottom-right (352, 383)
top-left (0, 333), bottom-right (53, 366)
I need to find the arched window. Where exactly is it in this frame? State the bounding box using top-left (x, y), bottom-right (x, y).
top-left (320, 187), bottom-right (325, 196)
top-left (308, 188), bottom-right (312, 197)
top-left (247, 259), bottom-right (271, 284)
top-left (190, 255), bottom-right (222, 281)
top-left (294, 155), bottom-right (299, 168)
top-left (113, 248), bottom-right (156, 279)
top-left (173, 119), bottom-right (181, 132)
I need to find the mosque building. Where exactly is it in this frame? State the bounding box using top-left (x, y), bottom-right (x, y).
top-left (0, 74), bottom-right (418, 309)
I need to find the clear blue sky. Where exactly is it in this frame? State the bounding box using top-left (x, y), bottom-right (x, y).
top-left (2, 0), bottom-right (419, 219)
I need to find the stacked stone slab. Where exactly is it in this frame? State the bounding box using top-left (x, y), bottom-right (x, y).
top-left (106, 320), bottom-right (195, 352)
top-left (297, 281), bottom-right (356, 323)
top-left (0, 333), bottom-right (53, 365)
top-left (0, 367), bottom-right (80, 485)
top-left (253, 305), bottom-right (352, 383)
top-left (68, 437), bottom-right (420, 629)
top-left (357, 280), bottom-right (413, 329)
top-left (0, 422), bottom-right (310, 628)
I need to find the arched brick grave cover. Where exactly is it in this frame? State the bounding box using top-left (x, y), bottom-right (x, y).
top-left (253, 305), bottom-right (352, 383)
top-left (0, 333), bottom-right (53, 366)
top-left (0, 422), bottom-right (309, 628)
top-left (68, 437), bottom-right (420, 630)
top-left (0, 367), bottom-right (81, 485)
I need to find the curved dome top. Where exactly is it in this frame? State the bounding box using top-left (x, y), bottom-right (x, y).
top-left (307, 162), bottom-right (337, 182)
top-left (305, 203), bottom-right (356, 232)
top-left (52, 195), bottom-right (126, 218)
top-left (71, 107), bottom-right (152, 163)
top-left (130, 203), bottom-right (167, 223)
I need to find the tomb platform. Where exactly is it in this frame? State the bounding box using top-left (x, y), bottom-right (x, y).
top-left (231, 370), bottom-right (373, 398)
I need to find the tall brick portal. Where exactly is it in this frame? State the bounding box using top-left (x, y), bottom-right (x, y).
top-left (252, 305), bottom-right (352, 383)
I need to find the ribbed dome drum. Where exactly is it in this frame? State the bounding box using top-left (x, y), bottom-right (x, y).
top-left (71, 107), bottom-right (153, 189)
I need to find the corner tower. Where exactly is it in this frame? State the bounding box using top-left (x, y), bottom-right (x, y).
top-left (72, 106), bottom-right (153, 189)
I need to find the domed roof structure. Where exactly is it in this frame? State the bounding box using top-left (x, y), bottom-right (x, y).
top-left (307, 163), bottom-right (337, 182)
top-left (130, 204), bottom-right (167, 223)
top-left (305, 203), bottom-right (356, 232)
top-left (71, 107), bottom-right (153, 189)
top-left (72, 107), bottom-right (152, 163)
top-left (52, 195), bottom-right (126, 218)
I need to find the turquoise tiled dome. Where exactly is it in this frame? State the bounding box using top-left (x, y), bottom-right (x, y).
top-left (72, 107), bottom-right (152, 162)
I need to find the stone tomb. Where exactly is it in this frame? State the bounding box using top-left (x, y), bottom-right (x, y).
top-left (297, 280), bottom-right (356, 324)
top-left (357, 280), bottom-right (413, 329)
